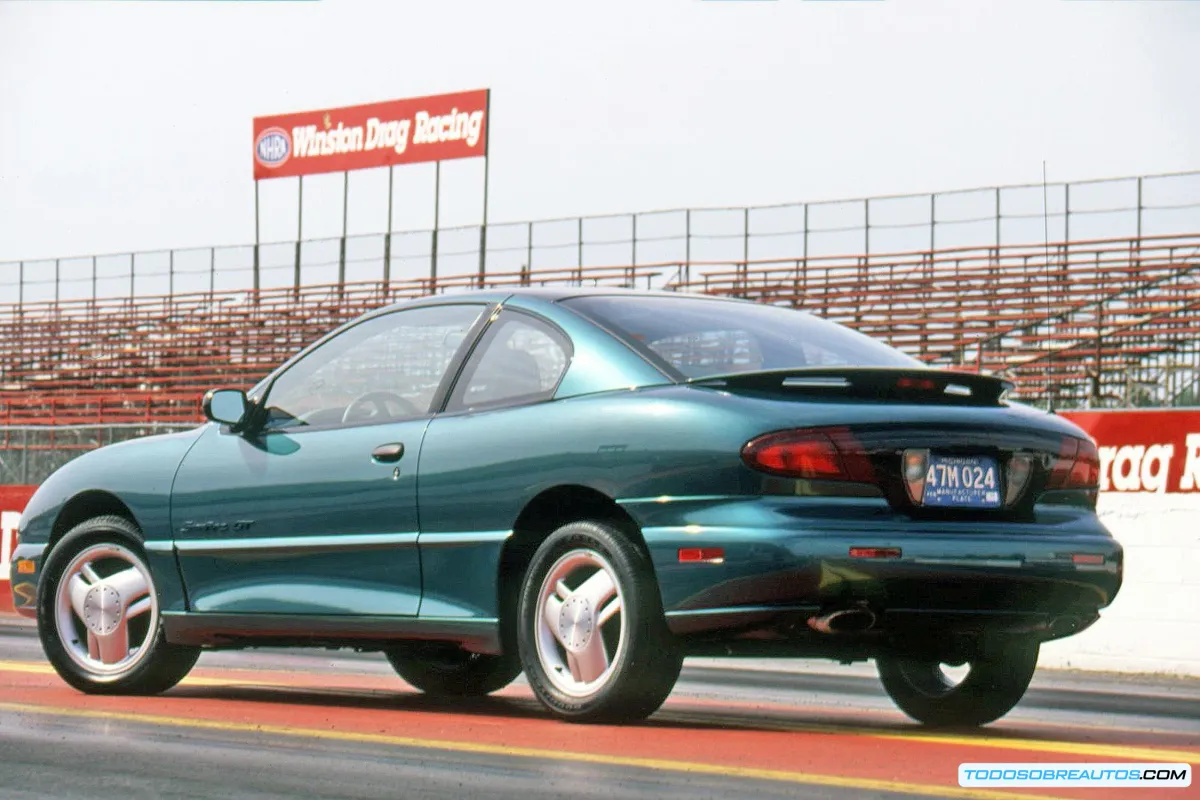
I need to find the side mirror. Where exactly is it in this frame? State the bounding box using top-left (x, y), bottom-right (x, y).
top-left (202, 388), bottom-right (249, 428)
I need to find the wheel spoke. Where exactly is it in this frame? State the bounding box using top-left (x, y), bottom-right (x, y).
top-left (96, 624), bottom-right (129, 665)
top-left (565, 651), bottom-right (584, 683)
top-left (573, 568), bottom-right (617, 611)
top-left (81, 563), bottom-right (101, 584)
top-left (596, 595), bottom-right (622, 627)
top-left (67, 574), bottom-right (91, 623)
top-left (542, 594), bottom-right (569, 648)
top-left (573, 632), bottom-right (610, 684)
top-left (127, 596), bottom-right (154, 619)
top-left (105, 567), bottom-right (150, 608)
top-left (554, 580), bottom-right (571, 601)
top-left (87, 630), bottom-right (101, 660)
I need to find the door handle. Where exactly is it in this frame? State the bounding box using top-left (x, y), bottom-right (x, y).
top-left (372, 443), bottom-right (405, 463)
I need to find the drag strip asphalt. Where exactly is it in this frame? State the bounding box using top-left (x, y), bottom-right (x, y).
top-left (0, 617), bottom-right (1196, 800)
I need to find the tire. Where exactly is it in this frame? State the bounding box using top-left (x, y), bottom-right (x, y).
top-left (385, 645), bottom-right (522, 697)
top-left (876, 640), bottom-right (1040, 727)
top-left (517, 519), bottom-right (682, 724)
top-left (36, 515), bottom-right (201, 695)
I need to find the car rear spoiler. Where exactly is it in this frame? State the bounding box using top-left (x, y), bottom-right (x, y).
top-left (688, 367), bottom-right (1014, 406)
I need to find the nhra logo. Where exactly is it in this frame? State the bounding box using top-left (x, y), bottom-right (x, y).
top-left (255, 126), bottom-right (291, 168)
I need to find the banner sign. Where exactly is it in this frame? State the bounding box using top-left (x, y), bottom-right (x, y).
top-left (1060, 409), bottom-right (1200, 494)
top-left (1, 485), bottom-right (35, 613)
top-left (253, 88), bottom-right (490, 180)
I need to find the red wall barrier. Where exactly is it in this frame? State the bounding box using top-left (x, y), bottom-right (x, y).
top-left (1, 486), bottom-right (36, 614)
top-left (1060, 408), bottom-right (1200, 494)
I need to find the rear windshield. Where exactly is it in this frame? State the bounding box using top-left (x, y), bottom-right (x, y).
top-left (562, 294), bottom-right (923, 379)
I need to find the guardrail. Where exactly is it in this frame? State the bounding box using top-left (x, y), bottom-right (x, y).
top-left (4, 170), bottom-right (1198, 306)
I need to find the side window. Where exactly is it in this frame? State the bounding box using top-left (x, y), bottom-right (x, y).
top-left (446, 311), bottom-right (571, 413)
top-left (261, 304), bottom-right (485, 431)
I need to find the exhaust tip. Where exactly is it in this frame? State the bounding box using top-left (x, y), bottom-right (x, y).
top-left (807, 607), bottom-right (877, 635)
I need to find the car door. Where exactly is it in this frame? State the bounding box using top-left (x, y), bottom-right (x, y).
top-left (416, 307), bottom-right (574, 618)
top-left (170, 302), bottom-right (490, 616)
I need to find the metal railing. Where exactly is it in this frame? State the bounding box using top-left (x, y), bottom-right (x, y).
top-left (4, 170), bottom-right (1199, 306)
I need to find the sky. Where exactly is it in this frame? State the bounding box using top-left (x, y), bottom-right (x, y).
top-left (1, 0), bottom-right (1198, 267)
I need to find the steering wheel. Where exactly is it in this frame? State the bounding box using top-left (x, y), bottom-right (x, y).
top-left (341, 391), bottom-right (421, 425)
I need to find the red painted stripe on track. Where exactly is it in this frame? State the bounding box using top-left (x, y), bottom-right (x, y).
top-left (1, 666), bottom-right (1188, 800)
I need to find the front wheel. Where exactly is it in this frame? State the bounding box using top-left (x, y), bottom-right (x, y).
top-left (517, 520), bottom-right (683, 724)
top-left (876, 640), bottom-right (1040, 727)
top-left (36, 515), bottom-right (200, 695)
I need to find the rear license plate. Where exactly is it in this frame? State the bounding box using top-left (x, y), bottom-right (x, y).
top-left (921, 455), bottom-right (1001, 508)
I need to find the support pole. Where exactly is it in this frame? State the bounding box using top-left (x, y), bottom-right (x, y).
top-left (477, 90), bottom-right (492, 288)
top-left (294, 176), bottom-right (304, 293)
top-left (384, 166), bottom-right (394, 287)
top-left (994, 186), bottom-right (1001, 249)
top-left (339, 171), bottom-right (348, 293)
top-left (929, 194), bottom-right (937, 253)
top-left (743, 207), bottom-right (750, 267)
top-left (431, 161), bottom-right (441, 292)
top-left (525, 221), bottom-right (533, 285)
top-left (1136, 176), bottom-right (1143, 241)
top-left (864, 199), bottom-right (870, 255)
top-left (632, 214), bottom-right (638, 266)
top-left (684, 209), bottom-right (691, 284)
top-left (1065, 182), bottom-right (1071, 244)
top-left (479, 153), bottom-right (490, 287)
top-left (253, 180), bottom-right (261, 295)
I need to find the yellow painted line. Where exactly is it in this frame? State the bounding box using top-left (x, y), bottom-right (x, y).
top-left (2, 658), bottom-right (1196, 764)
top-left (663, 709), bottom-right (1200, 764)
top-left (0, 699), bottom-right (1076, 800)
top-left (0, 660), bottom-right (273, 689)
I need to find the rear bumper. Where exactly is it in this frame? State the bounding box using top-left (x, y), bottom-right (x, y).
top-left (643, 523), bottom-right (1122, 641)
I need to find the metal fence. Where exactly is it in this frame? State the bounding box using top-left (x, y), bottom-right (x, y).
top-left (0, 424), bottom-right (194, 486)
top-left (4, 170), bottom-right (1200, 306)
top-left (3, 169), bottom-right (1200, 484)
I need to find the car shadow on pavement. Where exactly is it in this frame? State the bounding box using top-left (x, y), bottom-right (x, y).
top-left (159, 684), bottom-right (1200, 752)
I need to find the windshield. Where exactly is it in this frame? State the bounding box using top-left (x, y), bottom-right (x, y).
top-left (562, 294), bottom-right (923, 380)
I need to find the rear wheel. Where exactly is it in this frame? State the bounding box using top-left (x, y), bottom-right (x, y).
top-left (385, 645), bottom-right (522, 697)
top-left (517, 520), bottom-right (682, 724)
top-left (876, 640), bottom-right (1040, 727)
top-left (37, 516), bottom-right (200, 695)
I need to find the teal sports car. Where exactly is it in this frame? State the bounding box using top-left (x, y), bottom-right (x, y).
top-left (10, 288), bottom-right (1122, 727)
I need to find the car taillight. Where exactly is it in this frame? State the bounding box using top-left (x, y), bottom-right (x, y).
top-left (1047, 437), bottom-right (1100, 490)
top-left (741, 427), bottom-right (875, 482)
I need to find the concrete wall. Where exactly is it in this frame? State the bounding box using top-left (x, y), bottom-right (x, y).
top-left (1040, 492), bottom-right (1200, 677)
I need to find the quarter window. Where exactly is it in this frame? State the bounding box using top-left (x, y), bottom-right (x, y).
top-left (260, 304), bottom-right (485, 430)
top-left (447, 311), bottom-right (570, 412)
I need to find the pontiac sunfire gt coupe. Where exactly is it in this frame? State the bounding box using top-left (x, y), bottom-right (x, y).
top-left (10, 288), bottom-right (1122, 726)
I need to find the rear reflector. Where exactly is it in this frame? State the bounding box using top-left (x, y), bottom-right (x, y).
top-left (1071, 553), bottom-right (1105, 566)
top-left (849, 547), bottom-right (901, 559)
top-left (679, 547), bottom-right (725, 564)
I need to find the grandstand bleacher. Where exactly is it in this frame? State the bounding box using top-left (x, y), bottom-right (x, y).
top-left (1, 232), bottom-right (1197, 443)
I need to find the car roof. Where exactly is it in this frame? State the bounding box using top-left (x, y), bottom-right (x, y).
top-left (370, 285), bottom-right (756, 316)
